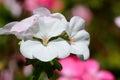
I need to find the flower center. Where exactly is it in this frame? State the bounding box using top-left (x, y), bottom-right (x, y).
top-left (70, 38), bottom-right (76, 43)
top-left (43, 39), bottom-right (49, 45)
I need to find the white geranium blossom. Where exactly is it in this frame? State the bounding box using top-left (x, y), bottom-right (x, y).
top-left (0, 8), bottom-right (90, 62)
top-left (0, 14), bottom-right (39, 39)
top-left (0, 7), bottom-right (70, 62)
top-left (66, 16), bottom-right (90, 60)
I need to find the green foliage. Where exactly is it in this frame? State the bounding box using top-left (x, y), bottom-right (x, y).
top-left (25, 59), bottom-right (62, 80)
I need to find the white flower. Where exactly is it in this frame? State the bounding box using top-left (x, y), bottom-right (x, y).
top-left (0, 7), bottom-right (70, 62)
top-left (0, 8), bottom-right (90, 62)
top-left (114, 16), bottom-right (120, 28)
top-left (0, 14), bottom-right (39, 39)
top-left (66, 16), bottom-right (90, 60)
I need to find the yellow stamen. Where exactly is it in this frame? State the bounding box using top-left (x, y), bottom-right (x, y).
top-left (43, 39), bottom-right (48, 45)
top-left (70, 38), bottom-right (76, 43)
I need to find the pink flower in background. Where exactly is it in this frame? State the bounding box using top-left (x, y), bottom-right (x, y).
top-left (0, 55), bottom-right (26, 80)
top-left (0, 0), bottom-right (3, 3)
top-left (24, 0), bottom-right (54, 12)
top-left (11, 54), bottom-right (26, 62)
top-left (71, 5), bottom-right (93, 25)
top-left (0, 69), bottom-right (13, 80)
top-left (3, 0), bottom-right (22, 17)
top-left (114, 16), bottom-right (120, 28)
top-left (24, 0), bottom-right (64, 12)
top-left (82, 59), bottom-right (115, 80)
top-left (0, 55), bottom-right (21, 80)
top-left (51, 0), bottom-right (64, 12)
top-left (57, 55), bottom-right (115, 80)
top-left (57, 55), bottom-right (84, 79)
top-left (23, 65), bottom-right (33, 77)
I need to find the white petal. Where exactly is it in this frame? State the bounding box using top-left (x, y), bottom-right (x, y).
top-left (33, 43), bottom-right (58, 62)
top-left (34, 16), bottom-right (66, 39)
top-left (49, 38), bottom-right (70, 58)
top-left (0, 22), bottom-right (18, 34)
top-left (70, 42), bottom-right (90, 60)
top-left (47, 20), bottom-right (66, 39)
top-left (73, 30), bottom-right (90, 45)
top-left (20, 40), bottom-right (57, 62)
top-left (11, 15), bottom-right (39, 33)
top-left (33, 7), bottom-right (51, 16)
top-left (16, 22), bottom-right (40, 40)
top-left (52, 13), bottom-right (67, 24)
top-left (52, 13), bottom-right (68, 30)
top-left (20, 40), bottom-right (34, 59)
top-left (20, 39), bottom-right (70, 62)
top-left (10, 15), bottom-right (39, 40)
top-left (11, 24), bottom-right (39, 40)
top-left (66, 16), bottom-right (85, 37)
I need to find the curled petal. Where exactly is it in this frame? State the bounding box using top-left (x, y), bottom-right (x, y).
top-left (0, 22), bottom-right (18, 34)
top-left (33, 7), bottom-right (51, 16)
top-left (73, 30), bottom-right (90, 45)
top-left (52, 13), bottom-right (67, 23)
top-left (70, 42), bottom-right (89, 60)
top-left (11, 15), bottom-right (39, 33)
top-left (9, 15), bottom-right (39, 39)
top-left (66, 16), bottom-right (85, 37)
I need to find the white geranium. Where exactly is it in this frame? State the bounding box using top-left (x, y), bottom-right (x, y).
top-left (0, 8), bottom-right (70, 62)
top-left (0, 8), bottom-right (90, 62)
top-left (66, 16), bottom-right (90, 60)
top-left (0, 14), bottom-right (39, 39)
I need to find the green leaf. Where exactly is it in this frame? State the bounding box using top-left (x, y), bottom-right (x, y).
top-left (53, 60), bottom-right (62, 71)
top-left (32, 59), bottom-right (43, 80)
top-left (43, 62), bottom-right (54, 78)
top-left (28, 59), bottom-right (62, 80)
top-left (24, 58), bottom-right (32, 66)
top-left (59, 31), bottom-right (69, 41)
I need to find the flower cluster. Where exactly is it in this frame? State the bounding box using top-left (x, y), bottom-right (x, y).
top-left (57, 55), bottom-right (115, 80)
top-left (0, 7), bottom-right (90, 62)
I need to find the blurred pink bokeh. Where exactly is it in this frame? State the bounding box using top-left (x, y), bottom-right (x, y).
top-left (71, 5), bottom-right (93, 25)
top-left (57, 55), bottom-right (115, 80)
top-left (24, 0), bottom-right (64, 12)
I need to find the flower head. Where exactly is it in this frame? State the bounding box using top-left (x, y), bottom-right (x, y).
top-left (66, 16), bottom-right (90, 60)
top-left (0, 7), bottom-right (70, 62)
top-left (0, 7), bottom-right (90, 62)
